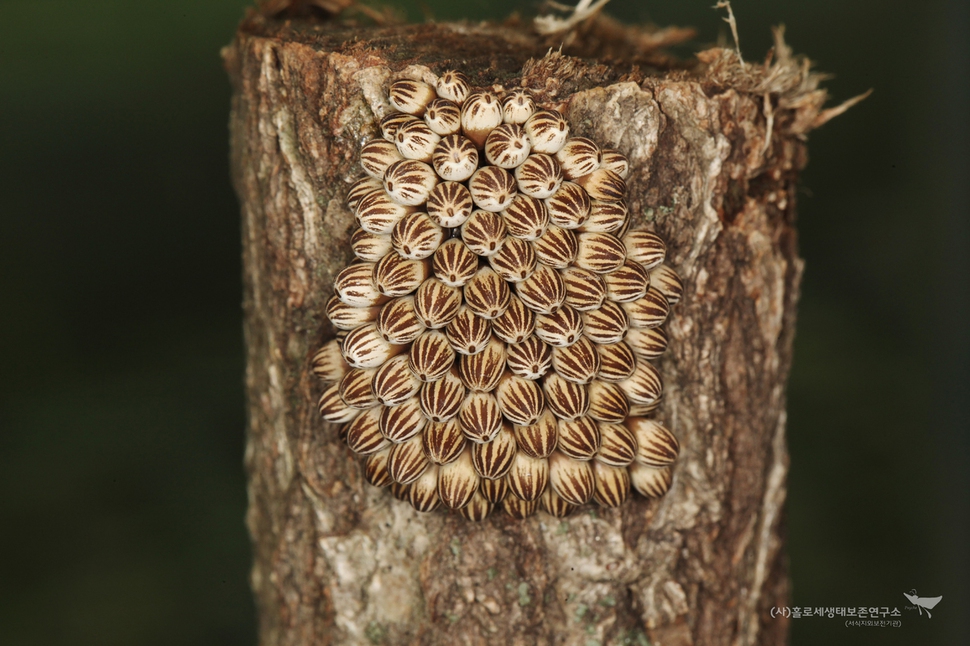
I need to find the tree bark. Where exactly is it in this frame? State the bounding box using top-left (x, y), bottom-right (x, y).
top-left (225, 14), bottom-right (830, 646)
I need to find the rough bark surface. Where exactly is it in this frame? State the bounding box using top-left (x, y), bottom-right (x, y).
top-left (225, 14), bottom-right (830, 646)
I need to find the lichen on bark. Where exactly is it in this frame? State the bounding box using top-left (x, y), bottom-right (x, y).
top-left (226, 13), bottom-right (832, 646)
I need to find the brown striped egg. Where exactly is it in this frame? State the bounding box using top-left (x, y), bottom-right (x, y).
top-left (360, 139), bottom-right (405, 179)
top-left (437, 448), bottom-right (479, 510)
top-left (391, 212), bottom-right (444, 260)
top-left (358, 442), bottom-right (394, 487)
top-left (491, 295), bottom-right (535, 344)
top-left (629, 462), bottom-right (672, 498)
top-left (540, 486), bottom-right (576, 518)
top-left (484, 123), bottom-right (531, 168)
top-left (507, 452), bottom-right (549, 502)
top-left (649, 264), bottom-right (684, 304)
top-left (602, 260), bottom-right (650, 302)
top-left (388, 79), bottom-right (436, 115)
top-left (379, 397), bottom-right (427, 443)
top-left (431, 135), bottom-right (479, 182)
top-left (548, 451), bottom-right (595, 505)
top-left (445, 305), bottom-right (492, 355)
top-left (628, 397), bottom-right (663, 417)
top-left (345, 407), bottom-right (389, 455)
top-left (419, 368), bottom-right (465, 423)
top-left (556, 416), bottom-right (600, 461)
top-left (545, 182), bottom-right (591, 229)
top-left (318, 382), bottom-right (362, 423)
top-left (373, 355), bottom-right (422, 405)
top-left (347, 176), bottom-right (384, 211)
top-left (502, 89), bottom-right (536, 124)
top-left (599, 149), bottom-right (630, 179)
top-left (595, 342), bottom-right (638, 382)
top-left (413, 278), bottom-right (462, 329)
top-left (379, 111), bottom-right (418, 142)
top-left (423, 98), bottom-right (461, 136)
top-left (595, 422), bottom-right (637, 467)
top-left (617, 361), bottom-right (663, 405)
top-left (574, 232), bottom-right (626, 274)
top-left (542, 372), bottom-right (589, 421)
top-left (423, 418), bottom-right (465, 464)
top-left (459, 490), bottom-right (494, 521)
top-left (496, 373), bottom-right (545, 427)
top-left (622, 287), bottom-right (670, 329)
top-left (395, 119), bottom-right (441, 162)
top-left (390, 481), bottom-right (410, 501)
top-left (432, 238), bottom-right (478, 287)
top-left (408, 465), bottom-right (441, 512)
top-left (622, 231), bottom-right (667, 270)
top-left (327, 294), bottom-right (381, 332)
top-left (458, 391), bottom-right (503, 443)
top-left (559, 267), bottom-right (607, 312)
top-left (628, 418), bottom-right (680, 467)
top-left (374, 252), bottom-right (429, 297)
top-left (461, 210), bottom-right (508, 256)
top-left (458, 337), bottom-right (506, 392)
top-left (489, 236), bottom-right (537, 282)
top-left (364, 447), bottom-right (393, 487)
top-left (505, 335), bottom-right (552, 380)
top-left (613, 214), bottom-right (634, 239)
top-left (469, 166), bottom-right (517, 213)
top-left (516, 264), bottom-right (566, 314)
top-left (555, 137), bottom-right (601, 180)
top-left (500, 194), bottom-right (549, 240)
top-left (578, 200), bottom-right (628, 234)
top-left (510, 407), bottom-right (557, 457)
top-left (435, 70), bottom-right (471, 105)
top-left (479, 470), bottom-right (510, 501)
top-left (535, 305), bottom-right (584, 347)
top-left (592, 460), bottom-right (630, 507)
top-left (552, 337), bottom-right (601, 384)
top-left (311, 339), bottom-right (349, 382)
top-left (575, 168), bottom-right (626, 201)
top-left (515, 153), bottom-right (563, 199)
top-left (351, 228), bottom-right (393, 263)
top-left (407, 330), bottom-right (456, 382)
top-left (503, 492), bottom-right (539, 519)
top-left (471, 423), bottom-right (516, 479)
top-left (342, 323), bottom-right (405, 369)
top-left (624, 327), bottom-right (668, 360)
top-left (339, 367), bottom-right (380, 409)
top-left (523, 109), bottom-right (569, 154)
top-left (587, 381), bottom-right (630, 423)
top-left (463, 267), bottom-right (511, 319)
top-left (383, 159), bottom-right (438, 205)
top-left (376, 296), bottom-right (425, 344)
top-left (532, 225), bottom-right (578, 269)
top-left (582, 300), bottom-right (629, 344)
top-left (460, 91), bottom-right (503, 148)
top-left (356, 190), bottom-right (415, 235)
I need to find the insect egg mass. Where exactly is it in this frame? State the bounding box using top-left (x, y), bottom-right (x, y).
top-left (311, 71), bottom-right (683, 519)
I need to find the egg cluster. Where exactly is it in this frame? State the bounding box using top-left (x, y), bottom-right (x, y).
top-left (312, 71), bottom-right (683, 520)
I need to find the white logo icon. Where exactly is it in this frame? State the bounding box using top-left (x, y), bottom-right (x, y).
top-left (903, 590), bottom-right (943, 618)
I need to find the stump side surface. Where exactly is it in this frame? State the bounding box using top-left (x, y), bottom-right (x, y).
top-left (227, 19), bottom-right (826, 646)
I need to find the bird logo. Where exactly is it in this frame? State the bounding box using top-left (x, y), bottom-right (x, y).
top-left (903, 590), bottom-right (943, 618)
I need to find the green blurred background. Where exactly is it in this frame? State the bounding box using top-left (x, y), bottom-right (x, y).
top-left (0, 0), bottom-right (966, 644)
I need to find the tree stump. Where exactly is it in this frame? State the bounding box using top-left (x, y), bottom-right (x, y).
top-left (225, 13), bottom-right (832, 646)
